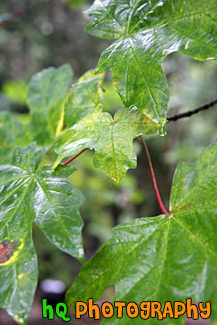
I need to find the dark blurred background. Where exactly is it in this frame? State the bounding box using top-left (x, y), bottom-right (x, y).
top-left (0, 0), bottom-right (216, 324)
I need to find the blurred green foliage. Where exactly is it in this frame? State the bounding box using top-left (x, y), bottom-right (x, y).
top-left (2, 79), bottom-right (28, 104)
top-left (64, 0), bottom-right (86, 9)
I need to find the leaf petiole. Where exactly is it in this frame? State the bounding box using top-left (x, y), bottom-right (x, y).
top-left (140, 135), bottom-right (170, 216)
top-left (62, 148), bottom-right (88, 166)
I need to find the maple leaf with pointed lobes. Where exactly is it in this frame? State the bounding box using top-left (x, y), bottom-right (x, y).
top-left (85, 0), bottom-right (217, 130)
top-left (66, 138), bottom-right (217, 324)
top-left (54, 107), bottom-right (158, 184)
top-left (0, 143), bottom-right (84, 324)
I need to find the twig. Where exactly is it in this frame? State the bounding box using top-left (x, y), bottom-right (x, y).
top-left (62, 148), bottom-right (88, 166)
top-left (140, 135), bottom-right (170, 216)
top-left (167, 97), bottom-right (217, 122)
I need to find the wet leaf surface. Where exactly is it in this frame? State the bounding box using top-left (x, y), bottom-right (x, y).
top-left (0, 143), bottom-right (84, 324)
top-left (54, 107), bottom-right (158, 183)
top-left (85, 0), bottom-right (217, 129)
top-left (66, 138), bottom-right (217, 324)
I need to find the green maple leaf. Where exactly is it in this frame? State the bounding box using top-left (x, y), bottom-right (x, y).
top-left (66, 138), bottom-right (217, 324)
top-left (27, 64), bottom-right (73, 145)
top-left (0, 143), bottom-right (84, 324)
top-left (64, 69), bottom-right (105, 128)
top-left (54, 107), bottom-right (158, 184)
top-left (85, 0), bottom-right (217, 129)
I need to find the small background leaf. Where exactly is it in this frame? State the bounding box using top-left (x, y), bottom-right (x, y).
top-left (0, 112), bottom-right (29, 159)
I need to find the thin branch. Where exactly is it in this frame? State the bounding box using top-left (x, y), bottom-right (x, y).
top-left (62, 148), bottom-right (88, 166)
top-left (167, 97), bottom-right (217, 122)
top-left (140, 135), bottom-right (170, 216)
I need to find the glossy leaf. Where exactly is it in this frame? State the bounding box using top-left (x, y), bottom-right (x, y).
top-left (64, 70), bottom-right (105, 128)
top-left (0, 143), bottom-right (84, 324)
top-left (27, 64), bottom-right (73, 145)
top-left (85, 0), bottom-right (217, 128)
top-left (54, 107), bottom-right (158, 184)
top-left (66, 138), bottom-right (217, 324)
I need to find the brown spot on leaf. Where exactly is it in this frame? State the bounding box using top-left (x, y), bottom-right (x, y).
top-left (174, 203), bottom-right (190, 212)
top-left (0, 240), bottom-right (21, 264)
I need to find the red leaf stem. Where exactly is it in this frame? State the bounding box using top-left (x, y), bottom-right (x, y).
top-left (62, 148), bottom-right (88, 166)
top-left (140, 135), bottom-right (170, 216)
